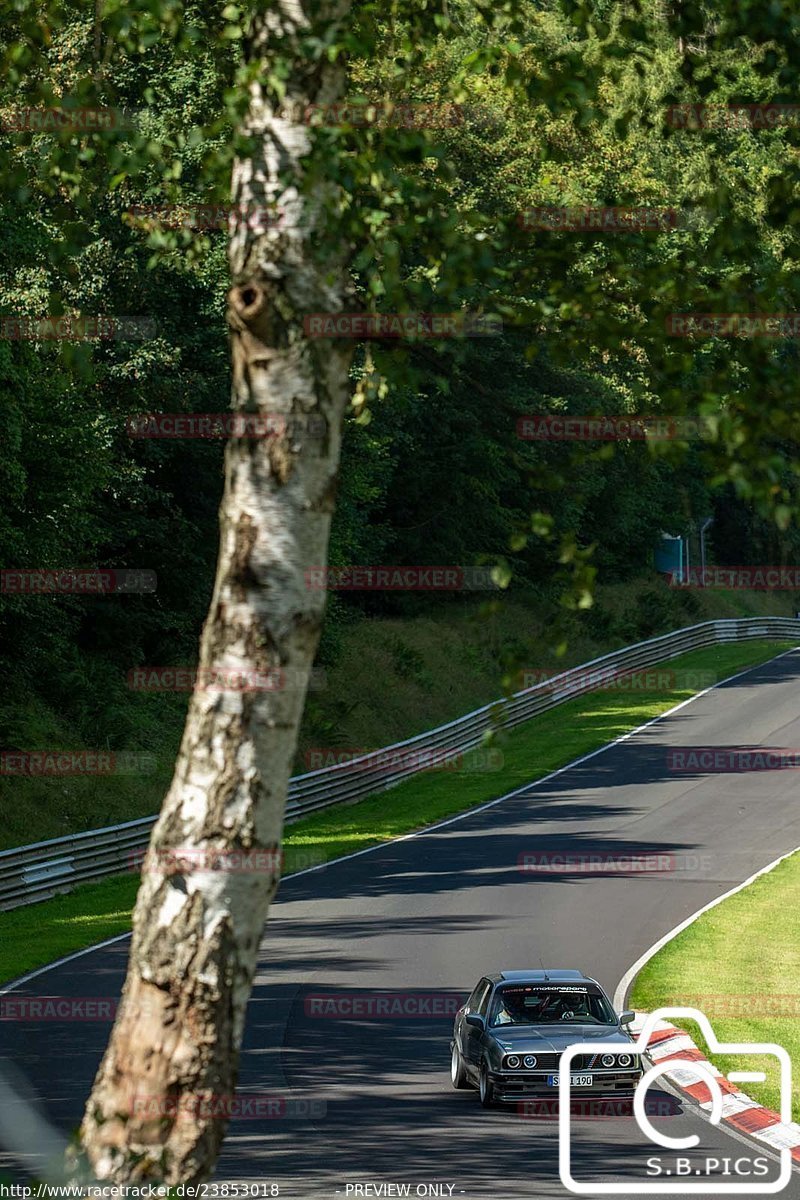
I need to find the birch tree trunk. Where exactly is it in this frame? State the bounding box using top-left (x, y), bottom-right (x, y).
top-left (75, 0), bottom-right (354, 1183)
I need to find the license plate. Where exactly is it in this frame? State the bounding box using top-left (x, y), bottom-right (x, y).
top-left (547, 1073), bottom-right (593, 1087)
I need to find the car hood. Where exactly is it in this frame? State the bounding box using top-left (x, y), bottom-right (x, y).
top-left (488, 1025), bottom-right (632, 1052)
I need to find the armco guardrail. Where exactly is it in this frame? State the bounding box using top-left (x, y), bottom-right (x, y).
top-left (1, 617), bottom-right (798, 910)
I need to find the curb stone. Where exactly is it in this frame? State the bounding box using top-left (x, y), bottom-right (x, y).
top-left (632, 1012), bottom-right (800, 1164)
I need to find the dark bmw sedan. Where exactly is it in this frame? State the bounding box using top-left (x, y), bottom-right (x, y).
top-left (450, 969), bottom-right (642, 1107)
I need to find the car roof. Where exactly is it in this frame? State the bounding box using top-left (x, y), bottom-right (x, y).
top-left (492, 969), bottom-right (597, 985)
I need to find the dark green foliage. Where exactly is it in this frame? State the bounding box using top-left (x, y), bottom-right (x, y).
top-left (2, 0), bottom-right (800, 811)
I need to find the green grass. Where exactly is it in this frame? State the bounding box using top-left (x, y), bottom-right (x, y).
top-left (3, 574), bottom-right (797, 852)
top-left (0, 874), bottom-right (139, 979)
top-left (0, 689), bottom-right (185, 850)
top-left (632, 849), bottom-right (800, 1121)
top-left (0, 638), bottom-right (792, 990)
top-left (302, 580), bottom-right (799, 754)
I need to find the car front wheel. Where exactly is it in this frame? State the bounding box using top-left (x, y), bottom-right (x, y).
top-left (478, 1061), bottom-right (495, 1108)
top-left (451, 1043), bottom-right (469, 1089)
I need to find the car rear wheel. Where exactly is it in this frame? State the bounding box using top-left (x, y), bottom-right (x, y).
top-left (478, 1062), bottom-right (495, 1108)
top-left (451, 1043), bottom-right (469, 1089)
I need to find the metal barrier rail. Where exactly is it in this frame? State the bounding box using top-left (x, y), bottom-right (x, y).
top-left (1, 617), bottom-right (797, 910)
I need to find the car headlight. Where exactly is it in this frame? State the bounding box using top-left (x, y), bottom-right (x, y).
top-left (505, 1054), bottom-right (521, 1069)
top-left (600, 1052), bottom-right (636, 1068)
top-left (523, 1054), bottom-right (537, 1069)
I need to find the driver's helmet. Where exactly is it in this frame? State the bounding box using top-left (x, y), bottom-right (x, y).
top-left (495, 991), bottom-right (530, 1023)
top-left (559, 992), bottom-right (589, 1018)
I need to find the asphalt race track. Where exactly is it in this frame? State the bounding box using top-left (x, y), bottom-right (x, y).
top-left (3, 650), bottom-right (800, 1198)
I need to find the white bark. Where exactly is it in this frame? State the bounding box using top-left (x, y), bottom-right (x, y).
top-left (76, 0), bottom-right (354, 1183)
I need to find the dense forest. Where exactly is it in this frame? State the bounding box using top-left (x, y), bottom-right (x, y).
top-left (5, 0), bottom-right (800, 1187)
top-left (3, 0), bottom-right (800, 813)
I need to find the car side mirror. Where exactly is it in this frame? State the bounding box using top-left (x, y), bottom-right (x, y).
top-left (465, 1013), bottom-right (485, 1030)
top-left (618, 1009), bottom-right (635, 1026)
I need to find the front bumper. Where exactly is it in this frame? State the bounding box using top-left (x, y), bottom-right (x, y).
top-left (489, 1069), bottom-right (643, 1103)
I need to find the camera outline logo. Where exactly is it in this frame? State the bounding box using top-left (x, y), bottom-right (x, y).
top-left (558, 1007), bottom-right (792, 1194)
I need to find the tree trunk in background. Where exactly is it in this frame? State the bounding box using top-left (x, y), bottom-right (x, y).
top-left (76, 0), bottom-right (354, 1183)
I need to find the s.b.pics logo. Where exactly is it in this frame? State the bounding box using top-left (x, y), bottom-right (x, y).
top-left (559, 1008), bottom-right (792, 1194)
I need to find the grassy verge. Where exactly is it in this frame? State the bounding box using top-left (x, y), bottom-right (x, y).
top-left (0, 688), bottom-right (185, 850)
top-left (0, 638), bottom-right (794, 990)
top-left (3, 576), bottom-right (797, 853)
top-left (632, 849), bottom-right (800, 1122)
top-left (0, 874), bottom-right (139, 982)
top-left (301, 580), bottom-right (798, 755)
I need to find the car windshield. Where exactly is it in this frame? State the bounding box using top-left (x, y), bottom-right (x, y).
top-left (488, 985), bottom-right (616, 1027)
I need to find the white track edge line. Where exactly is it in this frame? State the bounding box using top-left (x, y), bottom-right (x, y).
top-left (613, 839), bottom-right (800, 1013)
top-left (614, 839), bottom-right (800, 1173)
top-left (0, 933), bottom-right (133, 998)
top-left (3, 644), bottom-right (799, 1000)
